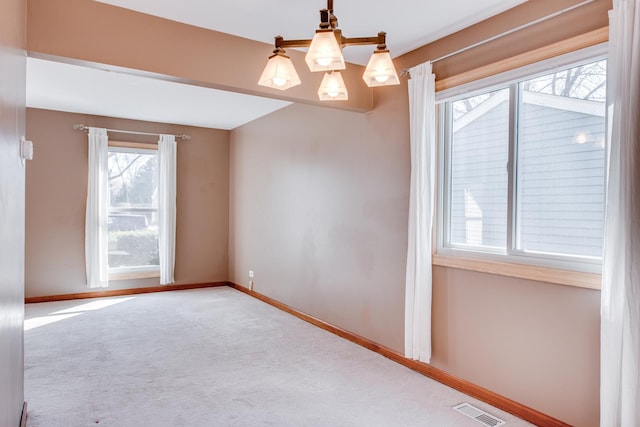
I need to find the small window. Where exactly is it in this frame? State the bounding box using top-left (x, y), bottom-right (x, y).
top-left (108, 146), bottom-right (159, 273)
top-left (440, 57), bottom-right (606, 271)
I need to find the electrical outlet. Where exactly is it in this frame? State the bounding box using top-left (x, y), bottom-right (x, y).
top-left (248, 270), bottom-right (254, 278)
top-left (249, 280), bottom-right (254, 291)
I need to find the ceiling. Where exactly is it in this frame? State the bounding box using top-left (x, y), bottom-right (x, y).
top-left (26, 58), bottom-right (292, 130)
top-left (26, 0), bottom-right (527, 130)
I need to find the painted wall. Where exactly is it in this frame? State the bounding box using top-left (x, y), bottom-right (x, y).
top-left (230, 90), bottom-right (410, 351)
top-left (25, 109), bottom-right (230, 298)
top-left (0, 0), bottom-right (26, 424)
top-left (228, 2), bottom-right (608, 426)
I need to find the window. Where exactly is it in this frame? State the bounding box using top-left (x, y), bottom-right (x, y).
top-left (440, 57), bottom-right (606, 271)
top-left (108, 145), bottom-right (160, 274)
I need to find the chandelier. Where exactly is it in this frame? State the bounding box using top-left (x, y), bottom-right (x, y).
top-left (258, 0), bottom-right (400, 101)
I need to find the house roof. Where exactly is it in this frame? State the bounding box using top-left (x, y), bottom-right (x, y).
top-left (453, 91), bottom-right (605, 133)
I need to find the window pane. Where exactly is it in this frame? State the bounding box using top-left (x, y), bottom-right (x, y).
top-left (516, 60), bottom-right (606, 257)
top-left (108, 150), bottom-right (159, 269)
top-left (449, 88), bottom-right (510, 249)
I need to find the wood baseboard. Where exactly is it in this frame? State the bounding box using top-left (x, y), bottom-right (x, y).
top-left (25, 282), bottom-right (226, 304)
top-left (227, 282), bottom-right (571, 427)
top-left (20, 402), bottom-right (27, 427)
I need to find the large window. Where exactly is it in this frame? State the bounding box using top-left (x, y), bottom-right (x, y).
top-left (108, 146), bottom-right (159, 273)
top-left (440, 57), bottom-right (606, 271)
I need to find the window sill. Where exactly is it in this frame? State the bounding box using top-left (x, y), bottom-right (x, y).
top-left (109, 271), bottom-right (160, 281)
top-left (432, 253), bottom-right (601, 290)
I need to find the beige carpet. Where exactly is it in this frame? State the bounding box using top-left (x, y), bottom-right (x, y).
top-left (24, 287), bottom-right (532, 426)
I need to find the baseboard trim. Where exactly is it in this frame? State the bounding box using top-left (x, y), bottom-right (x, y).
top-left (20, 402), bottom-right (27, 427)
top-left (228, 282), bottom-right (571, 427)
top-left (25, 282), bottom-right (227, 304)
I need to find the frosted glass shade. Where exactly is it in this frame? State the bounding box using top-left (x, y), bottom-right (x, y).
top-left (318, 71), bottom-right (348, 101)
top-left (305, 30), bottom-right (345, 72)
top-left (258, 52), bottom-right (301, 90)
top-left (362, 50), bottom-right (400, 87)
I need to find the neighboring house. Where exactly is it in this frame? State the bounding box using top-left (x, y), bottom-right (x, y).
top-left (451, 90), bottom-right (605, 256)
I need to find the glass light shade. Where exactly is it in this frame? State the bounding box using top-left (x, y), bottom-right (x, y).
top-left (258, 52), bottom-right (301, 90)
top-left (318, 71), bottom-right (348, 101)
top-left (362, 50), bottom-right (400, 87)
top-left (305, 30), bottom-right (345, 72)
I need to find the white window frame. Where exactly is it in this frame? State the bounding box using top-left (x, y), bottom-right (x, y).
top-left (107, 142), bottom-right (160, 279)
top-left (435, 44), bottom-right (608, 276)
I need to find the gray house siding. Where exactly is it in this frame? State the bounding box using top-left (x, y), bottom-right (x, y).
top-left (450, 96), bottom-right (605, 257)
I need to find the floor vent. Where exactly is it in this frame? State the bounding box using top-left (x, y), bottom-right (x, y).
top-left (453, 403), bottom-right (506, 427)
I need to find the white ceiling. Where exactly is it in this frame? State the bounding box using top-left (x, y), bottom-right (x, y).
top-left (27, 0), bottom-right (527, 130)
top-left (95, 0), bottom-right (527, 65)
top-left (26, 58), bottom-right (291, 130)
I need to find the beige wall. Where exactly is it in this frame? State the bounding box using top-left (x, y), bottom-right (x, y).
top-left (432, 268), bottom-right (600, 425)
top-left (230, 88), bottom-right (409, 350)
top-left (0, 0), bottom-right (26, 424)
top-left (228, 2), bottom-right (606, 426)
top-left (25, 109), bottom-right (230, 298)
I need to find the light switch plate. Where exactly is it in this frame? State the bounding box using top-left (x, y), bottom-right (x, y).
top-left (20, 136), bottom-right (33, 161)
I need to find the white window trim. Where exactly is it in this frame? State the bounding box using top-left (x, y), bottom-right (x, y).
top-left (435, 46), bottom-right (607, 286)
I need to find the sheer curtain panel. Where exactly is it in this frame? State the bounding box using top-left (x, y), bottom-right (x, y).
top-left (405, 62), bottom-right (436, 363)
top-left (85, 127), bottom-right (109, 288)
top-left (601, 1), bottom-right (640, 426)
top-left (158, 135), bottom-right (177, 285)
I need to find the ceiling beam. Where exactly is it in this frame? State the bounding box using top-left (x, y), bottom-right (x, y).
top-left (27, 0), bottom-right (374, 112)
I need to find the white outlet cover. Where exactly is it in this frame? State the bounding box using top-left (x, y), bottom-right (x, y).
top-left (248, 270), bottom-right (254, 278)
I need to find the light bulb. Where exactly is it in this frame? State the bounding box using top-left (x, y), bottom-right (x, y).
top-left (316, 57), bottom-right (333, 67)
top-left (328, 90), bottom-right (339, 98)
top-left (374, 74), bottom-right (389, 83)
top-left (272, 76), bottom-right (287, 87)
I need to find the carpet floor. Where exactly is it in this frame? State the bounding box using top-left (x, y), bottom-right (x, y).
top-left (24, 287), bottom-right (533, 426)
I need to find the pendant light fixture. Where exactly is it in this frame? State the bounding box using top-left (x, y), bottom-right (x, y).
top-left (306, 30), bottom-right (345, 72)
top-left (257, 48), bottom-right (302, 90)
top-left (258, 0), bottom-right (399, 100)
top-left (318, 71), bottom-right (348, 100)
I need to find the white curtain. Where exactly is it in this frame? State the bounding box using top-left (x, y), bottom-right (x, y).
top-left (601, 1), bottom-right (640, 426)
top-left (158, 135), bottom-right (177, 285)
top-left (405, 61), bottom-right (436, 363)
top-left (85, 127), bottom-right (109, 288)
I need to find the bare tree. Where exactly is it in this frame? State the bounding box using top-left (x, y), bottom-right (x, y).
top-left (453, 59), bottom-right (607, 120)
top-left (108, 153), bottom-right (157, 205)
